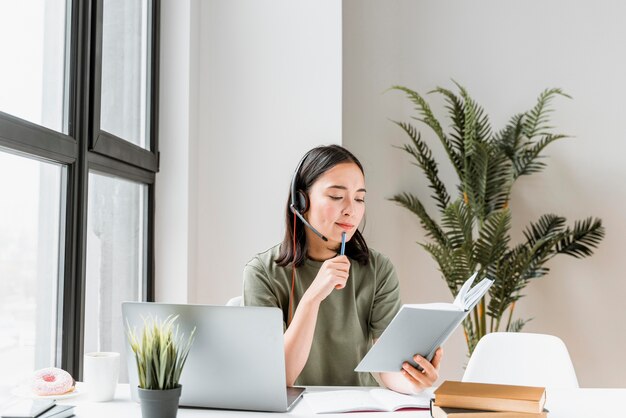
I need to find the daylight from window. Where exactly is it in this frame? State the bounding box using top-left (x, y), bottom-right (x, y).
top-left (0, 150), bottom-right (63, 393)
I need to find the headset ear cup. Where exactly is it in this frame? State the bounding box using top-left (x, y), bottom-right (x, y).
top-left (296, 190), bottom-right (309, 213)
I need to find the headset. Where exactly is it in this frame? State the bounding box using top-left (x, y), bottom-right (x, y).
top-left (287, 150), bottom-right (329, 325)
top-left (289, 151), bottom-right (328, 242)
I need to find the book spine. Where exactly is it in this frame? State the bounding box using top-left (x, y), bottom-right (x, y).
top-left (435, 395), bottom-right (542, 414)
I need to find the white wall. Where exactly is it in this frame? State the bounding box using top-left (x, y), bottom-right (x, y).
top-left (157, 0), bottom-right (342, 305)
top-left (343, 0), bottom-right (626, 387)
top-left (155, 0), bottom-right (199, 303)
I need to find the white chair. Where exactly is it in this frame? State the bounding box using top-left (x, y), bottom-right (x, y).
top-left (226, 295), bottom-right (243, 307)
top-left (462, 332), bottom-right (579, 389)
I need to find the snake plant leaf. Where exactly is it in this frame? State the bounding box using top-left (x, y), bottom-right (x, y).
top-left (126, 314), bottom-right (197, 390)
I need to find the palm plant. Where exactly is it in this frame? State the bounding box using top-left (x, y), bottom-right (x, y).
top-left (390, 82), bottom-right (605, 354)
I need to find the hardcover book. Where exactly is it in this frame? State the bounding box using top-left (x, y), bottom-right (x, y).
top-left (430, 399), bottom-right (548, 418)
top-left (433, 381), bottom-right (546, 414)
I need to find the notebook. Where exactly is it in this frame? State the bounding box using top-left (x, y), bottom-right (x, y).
top-left (356, 273), bottom-right (493, 372)
top-left (121, 302), bottom-right (304, 412)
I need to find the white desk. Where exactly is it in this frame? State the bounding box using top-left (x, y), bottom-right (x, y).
top-left (6, 384), bottom-right (626, 417)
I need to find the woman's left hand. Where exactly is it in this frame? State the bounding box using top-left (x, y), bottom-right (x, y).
top-left (400, 347), bottom-right (443, 392)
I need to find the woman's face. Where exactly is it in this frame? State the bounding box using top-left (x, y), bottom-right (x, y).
top-left (304, 162), bottom-right (366, 247)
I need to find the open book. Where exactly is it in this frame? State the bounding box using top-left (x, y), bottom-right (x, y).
top-left (303, 388), bottom-right (432, 414)
top-left (356, 273), bottom-right (493, 372)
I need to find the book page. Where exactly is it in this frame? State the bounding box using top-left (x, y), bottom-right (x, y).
top-left (462, 278), bottom-right (494, 309)
top-left (303, 390), bottom-right (384, 413)
top-left (403, 302), bottom-right (462, 311)
top-left (453, 272), bottom-right (478, 308)
top-left (369, 388), bottom-right (432, 410)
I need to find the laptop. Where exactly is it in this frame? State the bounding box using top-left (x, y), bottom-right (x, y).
top-left (121, 302), bottom-right (305, 412)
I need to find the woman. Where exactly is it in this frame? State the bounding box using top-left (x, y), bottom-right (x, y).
top-left (243, 145), bottom-right (442, 394)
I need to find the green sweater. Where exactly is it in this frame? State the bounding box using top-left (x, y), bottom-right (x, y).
top-left (243, 244), bottom-right (401, 386)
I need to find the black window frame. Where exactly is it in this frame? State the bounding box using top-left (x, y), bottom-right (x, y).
top-left (0, 0), bottom-right (159, 379)
top-left (90, 0), bottom-right (160, 172)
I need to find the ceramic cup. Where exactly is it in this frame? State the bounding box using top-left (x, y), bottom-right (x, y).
top-left (83, 351), bottom-right (120, 402)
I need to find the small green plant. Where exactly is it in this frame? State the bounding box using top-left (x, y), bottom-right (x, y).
top-left (390, 82), bottom-right (605, 354)
top-left (126, 315), bottom-right (196, 390)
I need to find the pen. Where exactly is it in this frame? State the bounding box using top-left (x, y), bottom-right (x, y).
top-left (340, 231), bottom-right (346, 255)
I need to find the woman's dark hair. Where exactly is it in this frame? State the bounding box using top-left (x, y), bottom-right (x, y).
top-left (275, 145), bottom-right (370, 267)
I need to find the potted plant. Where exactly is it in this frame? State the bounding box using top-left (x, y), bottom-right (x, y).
top-left (126, 315), bottom-right (196, 418)
top-left (389, 82), bottom-right (605, 354)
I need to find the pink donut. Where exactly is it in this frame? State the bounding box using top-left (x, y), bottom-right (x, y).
top-left (31, 367), bottom-right (75, 396)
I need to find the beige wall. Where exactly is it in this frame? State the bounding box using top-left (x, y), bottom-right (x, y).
top-left (343, 0), bottom-right (626, 387)
top-left (158, 0), bottom-right (626, 388)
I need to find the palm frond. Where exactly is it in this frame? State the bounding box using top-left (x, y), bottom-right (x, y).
top-left (441, 200), bottom-right (473, 250)
top-left (421, 243), bottom-right (463, 293)
top-left (523, 214), bottom-right (567, 247)
top-left (484, 146), bottom-right (514, 212)
top-left (392, 121), bottom-right (450, 211)
top-left (523, 88), bottom-right (571, 139)
top-left (514, 133), bottom-right (569, 178)
top-left (390, 192), bottom-right (447, 246)
top-left (391, 85), bottom-right (462, 179)
top-left (464, 141), bottom-right (490, 221)
top-left (456, 83), bottom-right (492, 157)
top-left (556, 217), bottom-right (605, 258)
top-left (495, 113), bottom-right (525, 153)
top-left (507, 318), bottom-right (532, 332)
top-left (474, 209), bottom-right (512, 278)
top-left (430, 86), bottom-right (465, 169)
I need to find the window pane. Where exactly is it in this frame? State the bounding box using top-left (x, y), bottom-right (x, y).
top-left (0, 149), bottom-right (64, 396)
top-left (84, 172), bottom-right (147, 383)
top-left (100, 0), bottom-right (150, 149)
top-left (0, 0), bottom-right (70, 133)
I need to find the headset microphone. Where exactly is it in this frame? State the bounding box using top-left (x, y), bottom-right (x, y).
top-left (289, 203), bottom-right (328, 241)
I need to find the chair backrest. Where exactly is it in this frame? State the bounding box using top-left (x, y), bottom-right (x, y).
top-left (226, 295), bottom-right (243, 307)
top-left (462, 332), bottom-right (579, 389)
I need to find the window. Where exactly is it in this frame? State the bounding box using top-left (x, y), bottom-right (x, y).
top-left (84, 172), bottom-right (147, 383)
top-left (0, 0), bottom-right (70, 133)
top-left (100, 0), bottom-right (150, 149)
top-left (91, 0), bottom-right (159, 171)
top-left (0, 0), bottom-right (159, 391)
top-left (0, 150), bottom-right (65, 393)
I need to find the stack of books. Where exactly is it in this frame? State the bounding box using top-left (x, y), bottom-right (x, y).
top-left (430, 381), bottom-right (548, 418)
top-left (1, 399), bottom-right (75, 418)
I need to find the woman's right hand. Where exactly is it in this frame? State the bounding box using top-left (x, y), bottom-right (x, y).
top-left (304, 255), bottom-right (351, 304)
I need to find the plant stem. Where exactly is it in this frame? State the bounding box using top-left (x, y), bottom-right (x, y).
top-left (505, 301), bottom-right (516, 332)
top-left (479, 299), bottom-right (487, 341)
top-left (473, 307), bottom-right (480, 342)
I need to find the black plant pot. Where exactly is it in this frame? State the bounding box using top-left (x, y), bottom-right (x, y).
top-left (137, 385), bottom-right (182, 418)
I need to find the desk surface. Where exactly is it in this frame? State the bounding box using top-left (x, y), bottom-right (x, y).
top-left (4, 384), bottom-right (626, 417)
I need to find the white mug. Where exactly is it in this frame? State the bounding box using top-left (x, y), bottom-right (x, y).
top-left (83, 351), bottom-right (120, 402)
